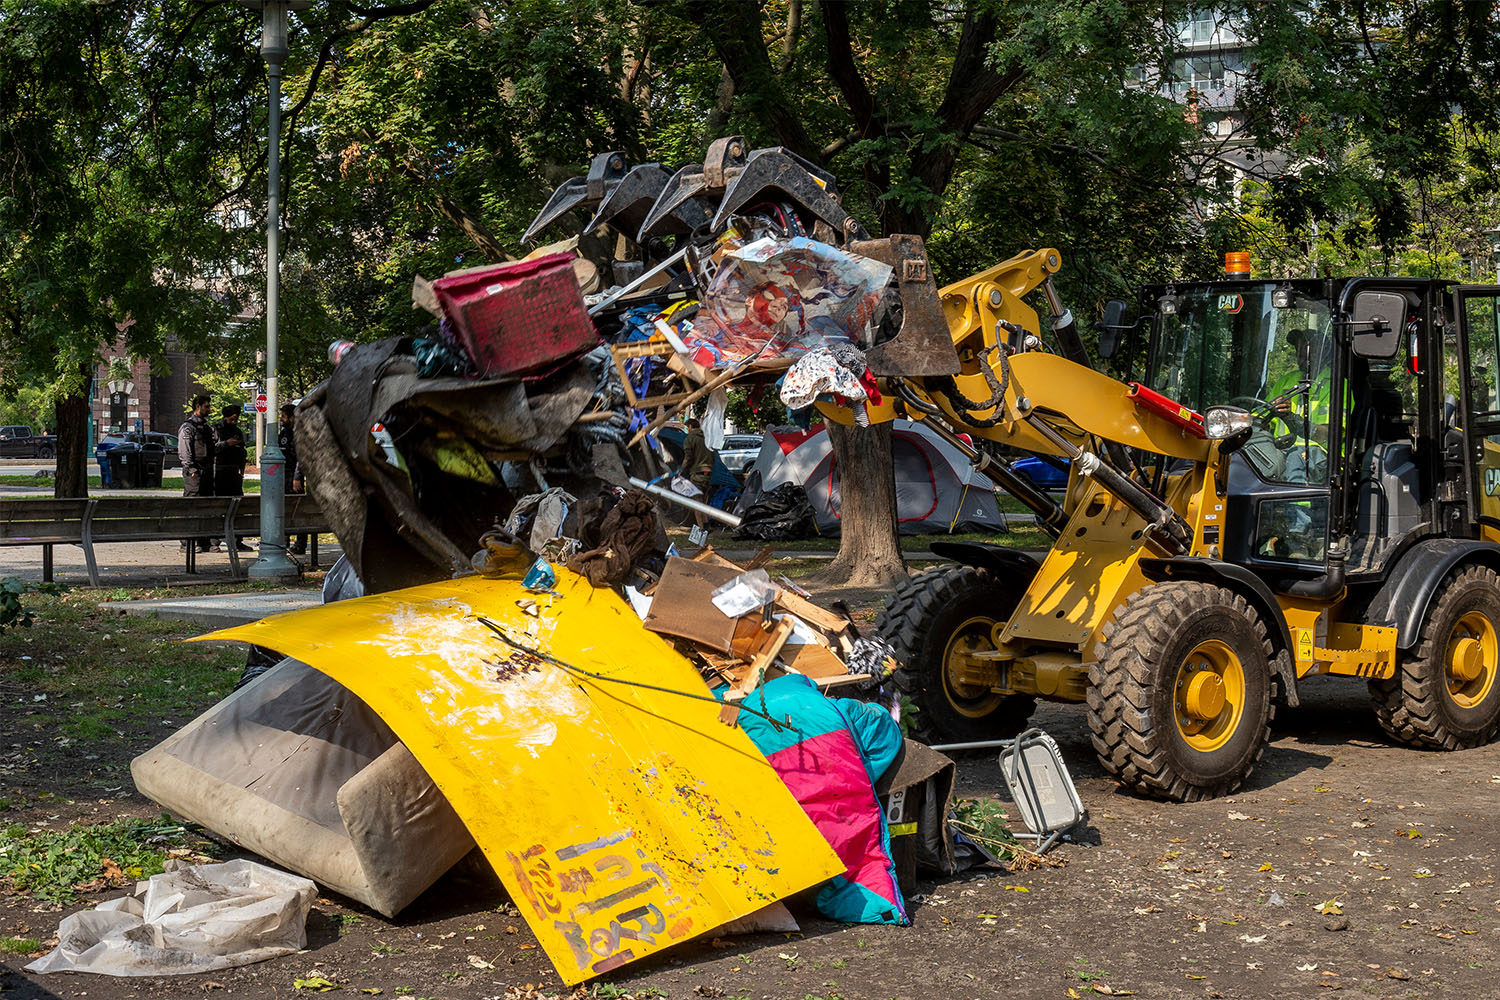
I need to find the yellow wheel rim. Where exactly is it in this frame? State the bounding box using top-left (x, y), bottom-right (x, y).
top-left (1173, 639), bottom-right (1247, 753)
top-left (943, 615), bottom-right (1002, 719)
top-left (1446, 611), bottom-right (1497, 710)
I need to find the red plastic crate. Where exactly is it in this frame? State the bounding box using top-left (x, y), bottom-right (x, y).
top-left (431, 254), bottom-right (599, 378)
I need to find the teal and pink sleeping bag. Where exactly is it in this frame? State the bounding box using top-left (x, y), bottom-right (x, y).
top-left (735, 674), bottom-right (907, 925)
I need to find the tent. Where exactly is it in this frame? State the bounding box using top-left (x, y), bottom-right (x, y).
top-left (746, 421), bottom-right (1009, 535)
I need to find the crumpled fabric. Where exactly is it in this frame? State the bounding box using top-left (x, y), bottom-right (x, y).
top-left (847, 635), bottom-right (900, 690)
top-left (780, 347), bottom-right (869, 410)
top-left (503, 487), bottom-right (577, 552)
top-left (27, 860), bottom-right (316, 977)
top-left (703, 387), bottom-right (729, 450)
top-left (567, 489), bottom-right (659, 587)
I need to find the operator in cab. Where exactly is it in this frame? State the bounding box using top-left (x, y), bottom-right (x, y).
top-left (1265, 327), bottom-right (1334, 485)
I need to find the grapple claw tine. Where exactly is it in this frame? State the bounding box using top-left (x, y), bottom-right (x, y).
top-left (587, 162), bottom-right (710, 241)
top-left (711, 147), bottom-right (869, 241)
top-left (522, 151), bottom-right (630, 244)
top-left (637, 163), bottom-right (711, 242)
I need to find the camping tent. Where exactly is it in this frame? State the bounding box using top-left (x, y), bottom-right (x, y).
top-left (746, 421), bottom-right (1009, 535)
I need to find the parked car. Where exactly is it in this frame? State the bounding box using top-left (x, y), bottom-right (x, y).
top-left (718, 434), bottom-right (763, 474)
top-left (99, 431), bottom-right (182, 468)
top-left (1011, 454), bottom-right (1070, 490)
top-left (0, 425), bottom-right (57, 459)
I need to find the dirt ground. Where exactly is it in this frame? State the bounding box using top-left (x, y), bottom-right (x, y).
top-left (4, 583), bottom-right (1500, 1000)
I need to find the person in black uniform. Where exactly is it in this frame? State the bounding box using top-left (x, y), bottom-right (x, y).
top-left (213, 405), bottom-right (253, 551)
top-left (280, 404), bottom-right (308, 556)
top-left (178, 394), bottom-right (216, 552)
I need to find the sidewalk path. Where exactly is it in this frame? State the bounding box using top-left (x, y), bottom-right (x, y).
top-left (3, 538), bottom-right (341, 587)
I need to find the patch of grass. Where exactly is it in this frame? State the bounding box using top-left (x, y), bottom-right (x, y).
top-left (0, 936), bottom-right (42, 955)
top-left (0, 816), bottom-right (217, 903)
top-left (592, 986), bottom-right (665, 999)
top-left (0, 585), bottom-right (324, 744)
top-left (370, 943), bottom-right (401, 955)
top-left (1068, 959), bottom-right (1109, 982)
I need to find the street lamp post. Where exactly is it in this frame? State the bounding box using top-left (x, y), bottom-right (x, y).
top-left (241, 0), bottom-right (307, 581)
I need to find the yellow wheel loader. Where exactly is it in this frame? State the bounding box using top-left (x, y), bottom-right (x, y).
top-left (825, 249), bottom-right (1500, 801)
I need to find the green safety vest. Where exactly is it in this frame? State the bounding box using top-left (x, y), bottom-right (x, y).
top-left (1268, 369), bottom-right (1332, 441)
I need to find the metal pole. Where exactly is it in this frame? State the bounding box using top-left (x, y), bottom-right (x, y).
top-left (248, 10), bottom-right (298, 580)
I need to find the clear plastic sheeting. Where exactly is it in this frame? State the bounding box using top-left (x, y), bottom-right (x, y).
top-left (27, 860), bottom-right (316, 977)
top-left (685, 236), bottom-right (893, 368)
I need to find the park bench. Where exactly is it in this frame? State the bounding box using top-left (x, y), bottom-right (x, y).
top-left (0, 494), bottom-right (331, 587)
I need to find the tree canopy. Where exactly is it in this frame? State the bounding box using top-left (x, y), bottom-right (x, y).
top-left (1, 0), bottom-right (1496, 502)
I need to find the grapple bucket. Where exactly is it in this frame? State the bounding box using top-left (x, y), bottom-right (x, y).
top-left (522, 150), bottom-right (630, 244)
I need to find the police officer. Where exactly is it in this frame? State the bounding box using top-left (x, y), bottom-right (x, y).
top-left (178, 394), bottom-right (216, 552)
top-left (213, 405), bottom-right (253, 551)
top-left (280, 404), bottom-right (308, 555)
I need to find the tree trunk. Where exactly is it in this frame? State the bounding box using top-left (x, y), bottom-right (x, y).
top-left (809, 420), bottom-right (906, 588)
top-left (53, 364), bottom-right (90, 499)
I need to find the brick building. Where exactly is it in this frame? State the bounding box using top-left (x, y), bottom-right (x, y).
top-left (91, 337), bottom-right (208, 441)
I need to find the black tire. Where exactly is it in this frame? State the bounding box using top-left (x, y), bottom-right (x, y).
top-left (1369, 565), bottom-right (1500, 750)
top-left (37, 446), bottom-right (54, 459)
top-left (877, 564), bottom-right (1036, 744)
top-left (1088, 581), bottom-right (1275, 802)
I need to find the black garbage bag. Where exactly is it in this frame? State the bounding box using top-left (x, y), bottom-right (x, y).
top-left (733, 483), bottom-right (816, 541)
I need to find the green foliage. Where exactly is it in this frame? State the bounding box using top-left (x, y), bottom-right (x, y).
top-left (0, 936), bottom-right (42, 955)
top-left (951, 796), bottom-right (1026, 863)
top-left (0, 817), bottom-right (214, 903)
top-left (0, 576), bottom-right (65, 633)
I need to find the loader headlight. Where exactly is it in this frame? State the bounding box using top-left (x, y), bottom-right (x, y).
top-left (1203, 406), bottom-right (1252, 440)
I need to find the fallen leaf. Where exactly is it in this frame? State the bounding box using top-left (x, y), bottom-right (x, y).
top-left (1227, 811), bottom-right (1252, 821)
top-left (1397, 828), bottom-right (1423, 839)
top-left (1133, 905), bottom-right (1162, 914)
top-left (1092, 986), bottom-right (1134, 996)
top-left (293, 977), bottom-right (341, 992)
top-left (202, 984), bottom-right (225, 992)
top-left (1386, 968), bottom-right (1411, 980)
top-left (1317, 899), bottom-right (1343, 915)
top-left (1185, 974), bottom-right (1206, 980)
top-left (505, 925), bottom-right (518, 934)
top-left (359, 991), bottom-right (381, 997)
top-left (467, 955), bottom-right (495, 970)
top-left (1238, 933), bottom-right (1267, 943)
top-left (1004, 885), bottom-right (1031, 892)
top-left (519, 943), bottom-right (537, 951)
top-left (1067, 990), bottom-right (1082, 999)
top-left (1258, 862), bottom-right (1274, 872)
top-left (1314, 784), bottom-right (1331, 793)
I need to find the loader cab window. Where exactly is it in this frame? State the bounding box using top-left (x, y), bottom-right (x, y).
top-left (1152, 283), bottom-right (1335, 485)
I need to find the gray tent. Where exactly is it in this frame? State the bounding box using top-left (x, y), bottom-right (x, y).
top-left (750, 420), bottom-right (1009, 535)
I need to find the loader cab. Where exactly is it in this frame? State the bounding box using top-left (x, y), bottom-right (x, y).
top-left (1140, 276), bottom-right (1474, 586)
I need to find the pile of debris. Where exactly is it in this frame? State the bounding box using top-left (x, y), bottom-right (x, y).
top-left (294, 137), bottom-right (964, 591)
top-left (82, 140), bottom-right (1040, 987)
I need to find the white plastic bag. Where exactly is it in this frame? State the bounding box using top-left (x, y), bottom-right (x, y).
top-left (710, 568), bottom-right (778, 618)
top-left (27, 859), bottom-right (316, 977)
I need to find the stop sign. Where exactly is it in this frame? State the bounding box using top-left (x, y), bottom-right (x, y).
top-left (255, 393), bottom-right (268, 414)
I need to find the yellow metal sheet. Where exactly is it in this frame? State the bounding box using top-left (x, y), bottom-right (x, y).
top-left (196, 572), bottom-right (842, 985)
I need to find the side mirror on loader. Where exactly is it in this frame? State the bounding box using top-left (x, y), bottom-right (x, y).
top-left (1350, 290), bottom-right (1405, 359)
top-left (1095, 299), bottom-right (1130, 359)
